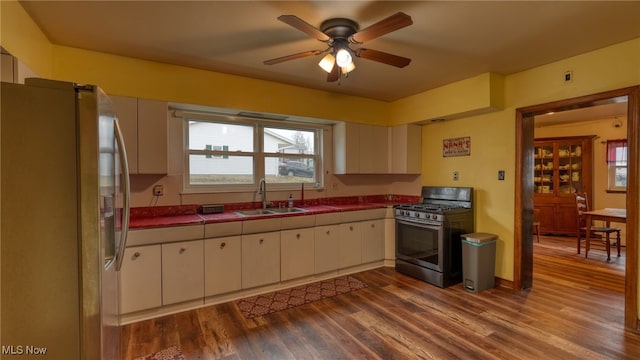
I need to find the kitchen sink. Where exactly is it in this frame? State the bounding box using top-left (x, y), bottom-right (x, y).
top-left (235, 207), bottom-right (306, 216)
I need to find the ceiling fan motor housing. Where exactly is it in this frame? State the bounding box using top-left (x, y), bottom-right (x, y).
top-left (320, 18), bottom-right (359, 40)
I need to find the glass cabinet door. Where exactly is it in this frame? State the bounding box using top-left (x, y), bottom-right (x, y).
top-left (534, 144), bottom-right (554, 194)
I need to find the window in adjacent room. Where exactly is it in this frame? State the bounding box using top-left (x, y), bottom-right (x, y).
top-left (184, 115), bottom-right (323, 191)
top-left (606, 138), bottom-right (627, 192)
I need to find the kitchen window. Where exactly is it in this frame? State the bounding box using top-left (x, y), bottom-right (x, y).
top-left (184, 114), bottom-right (323, 191)
top-left (606, 139), bottom-right (627, 192)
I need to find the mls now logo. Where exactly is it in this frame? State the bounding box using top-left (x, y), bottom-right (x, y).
top-left (2, 345), bottom-right (48, 355)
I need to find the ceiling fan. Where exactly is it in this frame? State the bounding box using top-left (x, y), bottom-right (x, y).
top-left (264, 12), bottom-right (413, 82)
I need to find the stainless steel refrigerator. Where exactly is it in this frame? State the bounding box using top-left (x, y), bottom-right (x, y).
top-left (1, 78), bottom-right (130, 359)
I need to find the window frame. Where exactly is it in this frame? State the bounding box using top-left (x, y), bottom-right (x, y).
top-left (182, 113), bottom-right (325, 193)
top-left (606, 139), bottom-right (627, 193)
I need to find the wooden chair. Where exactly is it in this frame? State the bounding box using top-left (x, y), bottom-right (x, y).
top-left (533, 208), bottom-right (541, 243)
top-left (574, 192), bottom-right (621, 261)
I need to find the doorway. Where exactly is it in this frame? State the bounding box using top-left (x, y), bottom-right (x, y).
top-left (514, 86), bottom-right (640, 331)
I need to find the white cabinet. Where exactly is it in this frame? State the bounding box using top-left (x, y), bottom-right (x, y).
top-left (314, 224), bottom-right (340, 274)
top-left (111, 95), bottom-right (168, 174)
top-left (204, 236), bottom-right (241, 296)
top-left (119, 245), bottom-right (162, 313)
top-left (241, 231), bottom-right (280, 289)
top-left (361, 219), bottom-right (385, 263)
top-left (339, 218), bottom-right (385, 268)
top-left (334, 122), bottom-right (389, 174)
top-left (389, 124), bottom-right (422, 174)
top-left (281, 228), bottom-right (315, 281)
top-left (161, 240), bottom-right (204, 305)
top-left (339, 222), bottom-right (363, 268)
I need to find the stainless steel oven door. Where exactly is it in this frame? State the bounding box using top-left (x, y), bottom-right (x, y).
top-left (396, 218), bottom-right (444, 272)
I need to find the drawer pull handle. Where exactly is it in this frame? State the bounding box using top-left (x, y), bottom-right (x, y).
top-left (350, 226), bottom-right (353, 231)
top-left (179, 248), bottom-right (186, 254)
top-left (296, 233), bottom-right (301, 239)
top-left (220, 242), bottom-right (226, 249)
top-left (326, 230), bottom-right (330, 235)
top-left (259, 239), bottom-right (264, 244)
top-left (133, 252), bottom-right (140, 259)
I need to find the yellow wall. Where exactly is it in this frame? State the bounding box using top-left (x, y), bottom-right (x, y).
top-left (420, 38), bottom-right (640, 281)
top-left (0, 0), bottom-right (53, 78)
top-left (3, 1), bottom-right (640, 286)
top-left (50, 46), bottom-right (390, 125)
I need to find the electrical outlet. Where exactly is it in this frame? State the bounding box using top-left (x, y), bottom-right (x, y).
top-left (498, 170), bottom-right (505, 180)
top-left (153, 184), bottom-right (164, 196)
top-left (453, 171), bottom-right (459, 181)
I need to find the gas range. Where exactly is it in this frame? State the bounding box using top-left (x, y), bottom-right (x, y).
top-left (395, 187), bottom-right (473, 223)
top-left (395, 186), bottom-right (475, 287)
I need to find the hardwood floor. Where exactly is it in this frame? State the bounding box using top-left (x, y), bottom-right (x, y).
top-left (121, 236), bottom-right (640, 359)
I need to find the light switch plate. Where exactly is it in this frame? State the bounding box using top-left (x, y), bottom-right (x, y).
top-left (498, 170), bottom-right (505, 180)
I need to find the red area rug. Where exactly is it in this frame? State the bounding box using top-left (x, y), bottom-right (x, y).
top-left (236, 275), bottom-right (367, 319)
top-left (134, 345), bottom-right (185, 360)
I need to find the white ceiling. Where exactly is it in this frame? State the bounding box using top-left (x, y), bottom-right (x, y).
top-left (19, 1), bottom-right (640, 102)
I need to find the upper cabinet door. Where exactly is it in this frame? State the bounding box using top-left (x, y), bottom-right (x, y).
top-left (334, 122), bottom-right (389, 174)
top-left (111, 95), bottom-right (168, 174)
top-left (389, 124), bottom-right (422, 174)
top-left (137, 99), bottom-right (168, 174)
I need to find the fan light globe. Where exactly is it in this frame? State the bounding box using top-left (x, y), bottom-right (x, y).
top-left (341, 61), bottom-right (356, 74)
top-left (335, 48), bottom-right (352, 68)
top-left (318, 54), bottom-right (335, 73)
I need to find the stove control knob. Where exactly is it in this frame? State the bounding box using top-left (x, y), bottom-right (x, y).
top-left (426, 214), bottom-right (432, 219)
top-left (414, 212), bottom-right (420, 218)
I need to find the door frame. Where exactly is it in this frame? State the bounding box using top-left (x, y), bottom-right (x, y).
top-left (515, 86), bottom-right (639, 331)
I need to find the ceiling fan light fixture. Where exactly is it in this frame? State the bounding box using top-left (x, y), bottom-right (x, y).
top-left (318, 53), bottom-right (335, 73)
top-left (335, 47), bottom-right (353, 68)
top-left (341, 61), bottom-right (356, 74)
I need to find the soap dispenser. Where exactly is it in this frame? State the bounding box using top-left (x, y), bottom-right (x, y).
top-left (288, 194), bottom-right (294, 208)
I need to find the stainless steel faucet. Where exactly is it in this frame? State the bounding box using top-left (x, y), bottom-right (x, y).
top-left (258, 178), bottom-right (268, 209)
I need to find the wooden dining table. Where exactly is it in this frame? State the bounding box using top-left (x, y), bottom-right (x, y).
top-left (582, 208), bottom-right (626, 258)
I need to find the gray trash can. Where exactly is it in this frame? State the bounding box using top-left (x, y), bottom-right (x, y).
top-left (461, 232), bottom-right (497, 293)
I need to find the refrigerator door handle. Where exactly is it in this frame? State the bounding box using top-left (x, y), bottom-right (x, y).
top-left (114, 118), bottom-right (131, 271)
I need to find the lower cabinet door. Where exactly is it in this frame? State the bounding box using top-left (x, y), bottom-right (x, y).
top-left (119, 245), bottom-right (162, 313)
top-left (204, 236), bottom-right (241, 296)
top-left (314, 224), bottom-right (340, 274)
top-left (241, 231), bottom-right (280, 289)
top-left (339, 222), bottom-right (362, 268)
top-left (281, 227), bottom-right (315, 281)
top-left (162, 240), bottom-right (204, 305)
top-left (362, 219), bottom-right (384, 263)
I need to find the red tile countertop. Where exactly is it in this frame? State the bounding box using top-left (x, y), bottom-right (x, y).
top-left (128, 194), bottom-right (419, 230)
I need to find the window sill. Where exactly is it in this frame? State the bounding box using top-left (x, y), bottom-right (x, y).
top-left (605, 189), bottom-right (627, 194)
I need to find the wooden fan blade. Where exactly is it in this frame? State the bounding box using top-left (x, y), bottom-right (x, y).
top-left (349, 12), bottom-right (413, 44)
top-left (355, 48), bottom-right (411, 68)
top-left (278, 15), bottom-right (331, 42)
top-left (263, 50), bottom-right (323, 65)
top-left (327, 64), bottom-right (341, 82)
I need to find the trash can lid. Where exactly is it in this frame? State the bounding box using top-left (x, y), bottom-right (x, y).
top-left (461, 232), bottom-right (498, 243)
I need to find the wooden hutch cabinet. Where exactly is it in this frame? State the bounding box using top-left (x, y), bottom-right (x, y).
top-left (533, 136), bottom-right (594, 236)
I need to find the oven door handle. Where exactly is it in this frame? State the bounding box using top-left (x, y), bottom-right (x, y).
top-left (396, 218), bottom-right (443, 229)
